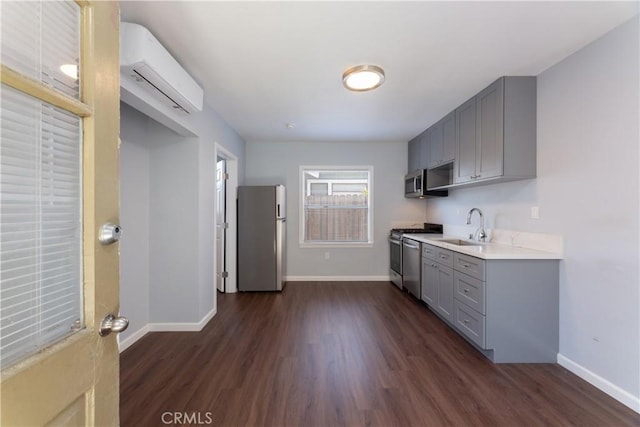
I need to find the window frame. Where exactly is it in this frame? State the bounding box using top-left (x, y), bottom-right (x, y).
top-left (0, 0), bottom-right (89, 370)
top-left (299, 165), bottom-right (374, 248)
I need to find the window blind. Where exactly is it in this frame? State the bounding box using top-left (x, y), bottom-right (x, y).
top-left (302, 168), bottom-right (372, 243)
top-left (1, 0), bottom-right (82, 368)
top-left (1, 1), bottom-right (80, 99)
top-left (1, 85), bottom-right (83, 368)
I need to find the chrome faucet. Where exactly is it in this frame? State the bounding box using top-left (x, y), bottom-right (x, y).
top-left (466, 208), bottom-right (487, 242)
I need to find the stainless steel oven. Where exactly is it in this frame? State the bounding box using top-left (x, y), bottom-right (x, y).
top-left (388, 223), bottom-right (443, 292)
top-left (389, 232), bottom-right (403, 288)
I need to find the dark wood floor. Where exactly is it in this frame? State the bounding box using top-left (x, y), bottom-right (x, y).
top-left (120, 282), bottom-right (639, 427)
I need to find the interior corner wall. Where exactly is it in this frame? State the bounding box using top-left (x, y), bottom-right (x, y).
top-left (245, 141), bottom-right (428, 278)
top-left (147, 120), bottom-right (201, 323)
top-left (120, 98), bottom-right (247, 344)
top-left (426, 17), bottom-right (639, 405)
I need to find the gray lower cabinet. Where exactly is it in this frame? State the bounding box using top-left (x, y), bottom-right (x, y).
top-left (435, 265), bottom-right (454, 323)
top-left (454, 76), bottom-right (537, 186)
top-left (421, 244), bottom-right (455, 324)
top-left (449, 253), bottom-right (559, 363)
top-left (454, 299), bottom-right (485, 348)
top-left (421, 255), bottom-right (437, 306)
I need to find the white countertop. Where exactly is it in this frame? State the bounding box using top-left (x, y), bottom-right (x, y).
top-left (402, 234), bottom-right (563, 260)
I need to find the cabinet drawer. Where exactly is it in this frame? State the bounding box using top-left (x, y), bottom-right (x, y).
top-left (454, 253), bottom-right (485, 281)
top-left (434, 248), bottom-right (454, 268)
top-left (422, 244), bottom-right (437, 261)
top-left (454, 271), bottom-right (486, 315)
top-left (423, 244), bottom-right (454, 268)
top-left (454, 300), bottom-right (486, 348)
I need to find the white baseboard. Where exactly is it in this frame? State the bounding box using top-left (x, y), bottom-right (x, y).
top-left (118, 307), bottom-right (217, 353)
top-left (118, 324), bottom-right (150, 353)
top-left (557, 353), bottom-right (640, 413)
top-left (285, 275), bottom-right (392, 282)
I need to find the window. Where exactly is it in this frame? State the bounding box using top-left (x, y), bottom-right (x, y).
top-left (300, 166), bottom-right (372, 246)
top-left (1, 0), bottom-right (83, 368)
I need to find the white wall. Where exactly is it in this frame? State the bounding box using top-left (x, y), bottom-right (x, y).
top-left (119, 103), bottom-right (151, 343)
top-left (192, 105), bottom-right (246, 312)
top-left (426, 18), bottom-right (639, 408)
top-left (245, 141), bottom-right (428, 279)
top-left (147, 124), bottom-right (200, 323)
top-left (119, 101), bottom-right (246, 348)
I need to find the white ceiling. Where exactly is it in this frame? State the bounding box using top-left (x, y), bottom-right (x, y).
top-left (120, 1), bottom-right (638, 143)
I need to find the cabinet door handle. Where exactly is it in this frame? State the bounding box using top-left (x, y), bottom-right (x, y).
top-left (463, 288), bottom-right (469, 294)
top-left (439, 254), bottom-right (446, 259)
top-left (463, 319), bottom-right (470, 325)
top-left (463, 263), bottom-right (470, 268)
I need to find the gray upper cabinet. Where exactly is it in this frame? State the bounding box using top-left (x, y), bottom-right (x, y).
top-left (407, 130), bottom-right (429, 173)
top-left (408, 135), bottom-right (420, 173)
top-left (409, 75), bottom-right (536, 190)
top-left (427, 112), bottom-right (455, 169)
top-left (454, 76), bottom-right (536, 186)
top-left (454, 97), bottom-right (477, 182)
top-left (476, 80), bottom-right (504, 180)
top-left (442, 112), bottom-right (455, 166)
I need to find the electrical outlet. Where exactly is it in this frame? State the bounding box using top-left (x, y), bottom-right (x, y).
top-left (324, 252), bottom-right (330, 260)
top-left (530, 206), bottom-right (540, 220)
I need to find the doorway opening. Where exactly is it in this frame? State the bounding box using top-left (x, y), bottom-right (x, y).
top-left (214, 143), bottom-right (238, 312)
top-left (216, 157), bottom-right (227, 293)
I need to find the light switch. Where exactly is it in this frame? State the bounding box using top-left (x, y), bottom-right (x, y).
top-left (530, 206), bottom-right (540, 220)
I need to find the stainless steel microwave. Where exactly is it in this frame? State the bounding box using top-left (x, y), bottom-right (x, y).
top-left (404, 170), bottom-right (448, 198)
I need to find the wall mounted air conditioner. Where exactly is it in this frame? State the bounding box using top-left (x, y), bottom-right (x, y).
top-left (120, 22), bottom-right (203, 114)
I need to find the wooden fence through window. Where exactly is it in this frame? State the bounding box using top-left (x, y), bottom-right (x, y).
top-left (304, 194), bottom-right (368, 242)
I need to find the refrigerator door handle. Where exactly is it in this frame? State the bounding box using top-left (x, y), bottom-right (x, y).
top-left (277, 204), bottom-right (280, 218)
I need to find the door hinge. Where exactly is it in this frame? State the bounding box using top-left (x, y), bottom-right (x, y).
top-left (221, 271), bottom-right (229, 278)
top-left (222, 172), bottom-right (229, 180)
top-left (222, 222), bottom-right (229, 229)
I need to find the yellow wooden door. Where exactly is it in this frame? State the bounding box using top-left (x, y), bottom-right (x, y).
top-left (1, 1), bottom-right (122, 425)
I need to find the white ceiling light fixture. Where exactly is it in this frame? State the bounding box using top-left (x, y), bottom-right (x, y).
top-left (59, 64), bottom-right (78, 80)
top-left (342, 65), bottom-right (385, 92)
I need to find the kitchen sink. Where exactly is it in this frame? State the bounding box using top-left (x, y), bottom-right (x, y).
top-left (437, 239), bottom-right (485, 247)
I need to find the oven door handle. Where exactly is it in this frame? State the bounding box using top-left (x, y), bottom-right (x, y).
top-left (402, 240), bottom-right (420, 250)
top-left (388, 237), bottom-right (401, 245)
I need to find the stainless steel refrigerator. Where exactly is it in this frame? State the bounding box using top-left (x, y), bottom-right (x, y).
top-left (237, 185), bottom-right (286, 291)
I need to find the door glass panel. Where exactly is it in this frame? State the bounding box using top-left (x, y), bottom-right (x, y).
top-left (0, 85), bottom-right (83, 368)
top-left (1, 1), bottom-right (80, 99)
